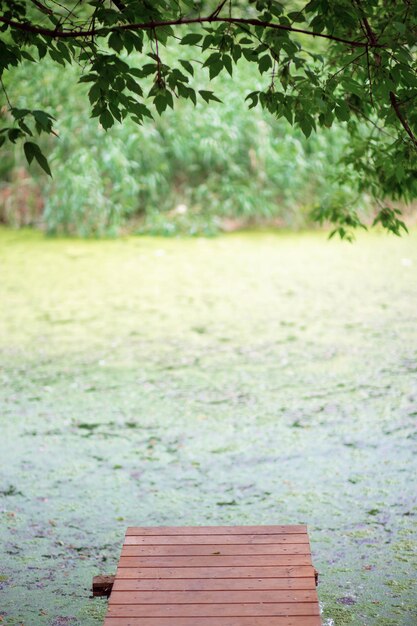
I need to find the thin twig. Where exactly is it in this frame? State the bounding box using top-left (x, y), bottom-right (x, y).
top-left (208, 1), bottom-right (228, 20)
top-left (326, 50), bottom-right (366, 82)
top-left (0, 77), bottom-right (12, 109)
top-left (349, 104), bottom-right (397, 140)
top-left (365, 45), bottom-right (374, 106)
top-left (152, 28), bottom-right (163, 87)
top-left (30, 0), bottom-right (53, 15)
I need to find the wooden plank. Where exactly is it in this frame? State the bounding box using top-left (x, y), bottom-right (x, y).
top-left (115, 566), bottom-right (316, 579)
top-left (107, 602), bottom-right (320, 617)
top-left (102, 525), bottom-right (321, 626)
top-left (109, 590), bottom-right (318, 605)
top-left (121, 544), bottom-right (310, 557)
top-left (124, 534), bottom-right (310, 546)
top-left (92, 575), bottom-right (115, 598)
top-left (104, 618), bottom-right (322, 626)
top-left (112, 577), bottom-right (317, 592)
top-left (118, 555), bottom-right (312, 568)
top-left (126, 526), bottom-right (307, 536)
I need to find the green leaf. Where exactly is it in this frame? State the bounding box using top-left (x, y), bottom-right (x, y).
top-left (99, 109), bottom-right (114, 130)
top-left (258, 55), bottom-right (272, 74)
top-left (179, 60), bottom-right (194, 76)
top-left (203, 52), bottom-right (221, 67)
top-left (108, 31), bottom-right (124, 53)
top-left (23, 141), bottom-right (52, 176)
top-left (18, 120), bottom-right (33, 136)
top-left (209, 60), bottom-right (223, 80)
top-left (223, 55), bottom-right (233, 77)
top-left (245, 91), bottom-right (259, 109)
top-left (180, 34), bottom-right (203, 45)
top-left (288, 11), bottom-right (305, 23)
top-left (8, 128), bottom-right (22, 143)
top-left (177, 84), bottom-right (197, 105)
top-left (202, 35), bottom-right (214, 51)
top-left (393, 22), bottom-right (406, 35)
top-left (299, 116), bottom-right (313, 138)
top-left (199, 90), bottom-right (222, 104)
top-left (123, 31), bottom-right (143, 53)
top-left (33, 110), bottom-right (54, 132)
top-left (154, 91), bottom-right (173, 115)
top-left (335, 102), bottom-right (350, 122)
top-left (11, 108), bottom-right (30, 120)
top-left (79, 74), bottom-right (97, 84)
top-left (131, 102), bottom-right (153, 120)
top-left (57, 42), bottom-right (72, 64)
top-left (21, 50), bottom-right (36, 62)
top-left (88, 83), bottom-right (101, 104)
top-left (49, 48), bottom-right (66, 66)
top-left (125, 76), bottom-right (143, 96)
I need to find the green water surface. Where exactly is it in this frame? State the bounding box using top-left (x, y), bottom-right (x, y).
top-left (0, 228), bottom-right (416, 625)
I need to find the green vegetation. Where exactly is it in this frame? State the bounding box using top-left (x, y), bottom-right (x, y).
top-left (1, 4), bottom-right (417, 623)
top-left (1, 227), bottom-right (417, 625)
top-left (1, 1), bottom-right (417, 236)
top-left (2, 54), bottom-right (358, 236)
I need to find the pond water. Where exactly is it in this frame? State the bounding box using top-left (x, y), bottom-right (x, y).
top-left (1, 227), bottom-right (416, 625)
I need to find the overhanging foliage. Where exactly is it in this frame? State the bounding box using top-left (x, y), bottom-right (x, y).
top-left (1, 0), bottom-right (417, 236)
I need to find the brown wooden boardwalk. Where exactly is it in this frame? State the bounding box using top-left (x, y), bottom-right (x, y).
top-left (103, 525), bottom-right (321, 626)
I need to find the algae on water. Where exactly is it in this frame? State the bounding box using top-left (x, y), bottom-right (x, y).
top-left (0, 227), bottom-right (417, 625)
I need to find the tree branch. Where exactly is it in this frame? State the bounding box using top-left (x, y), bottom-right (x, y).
top-left (361, 15), bottom-right (378, 46)
top-left (29, 0), bottom-right (53, 15)
top-left (353, 0), bottom-right (378, 45)
top-left (208, 1), bottom-right (228, 20)
top-left (0, 14), bottom-right (378, 49)
top-left (389, 91), bottom-right (417, 148)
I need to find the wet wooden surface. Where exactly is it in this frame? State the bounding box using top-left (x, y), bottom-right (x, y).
top-left (103, 525), bottom-right (321, 626)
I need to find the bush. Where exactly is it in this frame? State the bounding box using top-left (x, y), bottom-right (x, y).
top-left (1, 47), bottom-right (364, 236)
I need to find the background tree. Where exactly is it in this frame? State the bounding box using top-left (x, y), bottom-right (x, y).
top-left (1, 0), bottom-right (416, 236)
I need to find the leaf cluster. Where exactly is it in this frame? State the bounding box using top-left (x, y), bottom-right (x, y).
top-left (1, 0), bottom-right (417, 236)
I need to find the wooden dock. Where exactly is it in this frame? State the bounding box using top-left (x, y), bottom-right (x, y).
top-left (102, 525), bottom-right (321, 626)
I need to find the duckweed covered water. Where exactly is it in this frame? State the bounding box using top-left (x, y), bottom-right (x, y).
top-left (0, 227), bottom-right (416, 625)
